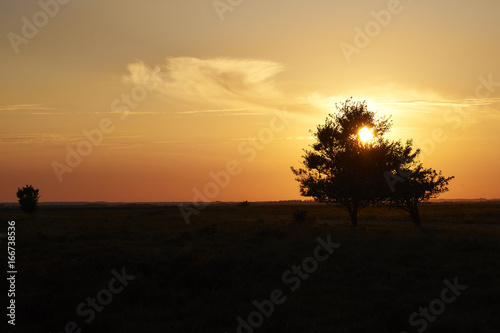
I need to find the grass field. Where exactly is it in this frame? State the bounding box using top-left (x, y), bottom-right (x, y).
top-left (1, 202), bottom-right (500, 333)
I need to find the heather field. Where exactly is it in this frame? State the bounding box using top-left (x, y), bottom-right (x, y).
top-left (1, 202), bottom-right (500, 333)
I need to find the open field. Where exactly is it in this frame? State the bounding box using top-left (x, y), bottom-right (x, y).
top-left (1, 202), bottom-right (500, 332)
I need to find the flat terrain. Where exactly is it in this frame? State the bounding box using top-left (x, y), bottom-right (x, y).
top-left (1, 202), bottom-right (500, 333)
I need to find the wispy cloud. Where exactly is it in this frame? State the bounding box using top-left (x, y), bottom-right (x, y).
top-left (0, 134), bottom-right (72, 144)
top-left (228, 136), bottom-right (315, 142)
top-left (96, 143), bottom-right (145, 150)
top-left (0, 104), bottom-right (69, 116)
top-left (374, 98), bottom-right (500, 108)
top-left (306, 92), bottom-right (500, 115)
top-left (0, 104), bottom-right (52, 111)
top-left (123, 57), bottom-right (285, 110)
top-left (0, 134), bottom-right (146, 145)
top-left (178, 108), bottom-right (259, 115)
top-left (154, 140), bottom-right (197, 144)
top-left (121, 61), bottom-right (500, 122)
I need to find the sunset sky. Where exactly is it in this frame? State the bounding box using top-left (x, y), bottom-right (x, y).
top-left (1, 0), bottom-right (499, 202)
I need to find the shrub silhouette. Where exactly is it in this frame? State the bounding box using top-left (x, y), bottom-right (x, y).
top-left (16, 185), bottom-right (39, 215)
top-left (238, 200), bottom-right (250, 207)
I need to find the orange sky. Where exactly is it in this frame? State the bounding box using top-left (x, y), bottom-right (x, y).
top-left (1, 0), bottom-right (499, 202)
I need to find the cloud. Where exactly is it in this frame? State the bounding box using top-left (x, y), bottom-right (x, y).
top-left (0, 104), bottom-right (65, 115)
top-left (95, 143), bottom-right (145, 150)
top-left (0, 134), bottom-right (71, 144)
top-left (374, 97), bottom-right (500, 108)
top-left (123, 57), bottom-right (285, 111)
top-left (0, 104), bottom-right (51, 111)
top-left (306, 89), bottom-right (500, 116)
top-left (121, 59), bottom-right (500, 121)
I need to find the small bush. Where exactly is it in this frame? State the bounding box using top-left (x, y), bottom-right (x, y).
top-left (16, 185), bottom-right (39, 215)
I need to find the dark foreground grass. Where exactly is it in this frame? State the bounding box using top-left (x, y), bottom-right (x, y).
top-left (1, 202), bottom-right (500, 333)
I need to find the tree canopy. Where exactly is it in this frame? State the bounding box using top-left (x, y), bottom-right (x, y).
top-left (291, 99), bottom-right (453, 228)
top-left (385, 162), bottom-right (454, 228)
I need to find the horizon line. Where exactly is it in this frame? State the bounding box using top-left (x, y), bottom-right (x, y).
top-left (2, 198), bottom-right (500, 205)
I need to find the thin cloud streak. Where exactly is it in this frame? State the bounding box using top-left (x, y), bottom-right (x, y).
top-left (374, 98), bottom-right (500, 107)
top-left (0, 104), bottom-right (54, 111)
top-left (0, 134), bottom-right (72, 144)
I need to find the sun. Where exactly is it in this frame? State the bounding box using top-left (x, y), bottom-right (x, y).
top-left (358, 126), bottom-right (374, 143)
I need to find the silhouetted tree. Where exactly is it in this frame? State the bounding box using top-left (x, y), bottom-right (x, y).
top-left (16, 185), bottom-right (39, 215)
top-left (385, 161), bottom-right (454, 229)
top-left (292, 99), bottom-right (455, 228)
top-left (291, 99), bottom-right (404, 227)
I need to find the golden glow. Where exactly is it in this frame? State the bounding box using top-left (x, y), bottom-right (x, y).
top-left (1, 1), bottom-right (499, 201)
top-left (358, 126), bottom-right (374, 143)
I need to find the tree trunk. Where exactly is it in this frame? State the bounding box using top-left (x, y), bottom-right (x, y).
top-left (408, 200), bottom-right (422, 229)
top-left (348, 202), bottom-right (358, 228)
